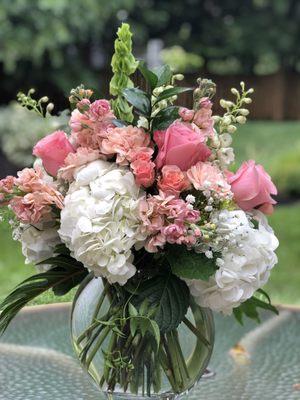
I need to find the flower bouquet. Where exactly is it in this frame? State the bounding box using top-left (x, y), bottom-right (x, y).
top-left (0, 24), bottom-right (279, 399)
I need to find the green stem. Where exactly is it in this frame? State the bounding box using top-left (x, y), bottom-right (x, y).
top-left (102, 331), bottom-right (117, 386)
top-left (158, 344), bottom-right (177, 390)
top-left (183, 317), bottom-right (210, 347)
top-left (76, 320), bottom-right (100, 345)
top-left (91, 281), bottom-right (110, 323)
top-left (85, 325), bottom-right (111, 368)
top-left (172, 330), bottom-right (190, 382)
top-left (165, 333), bottom-right (184, 392)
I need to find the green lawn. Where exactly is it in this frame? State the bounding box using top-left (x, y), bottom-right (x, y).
top-left (234, 121), bottom-right (300, 195)
top-left (0, 121), bottom-right (299, 306)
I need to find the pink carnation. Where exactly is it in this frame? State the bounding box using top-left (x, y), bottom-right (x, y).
top-left (157, 165), bottom-right (191, 197)
top-left (193, 97), bottom-right (214, 138)
top-left (58, 148), bottom-right (103, 181)
top-left (101, 125), bottom-right (151, 165)
top-left (70, 99), bottom-right (115, 150)
top-left (9, 166), bottom-right (64, 224)
top-left (0, 176), bottom-right (16, 193)
top-left (10, 190), bottom-right (63, 225)
top-left (187, 161), bottom-right (232, 198)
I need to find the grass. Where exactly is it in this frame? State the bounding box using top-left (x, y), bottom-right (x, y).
top-left (0, 121), bottom-right (299, 306)
top-left (234, 120), bottom-right (300, 195)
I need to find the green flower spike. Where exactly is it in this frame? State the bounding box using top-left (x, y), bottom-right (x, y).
top-left (109, 23), bottom-right (139, 123)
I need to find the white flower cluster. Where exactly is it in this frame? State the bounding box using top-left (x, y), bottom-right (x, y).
top-left (186, 210), bottom-right (279, 314)
top-left (14, 223), bottom-right (61, 272)
top-left (58, 160), bottom-right (146, 285)
top-left (210, 130), bottom-right (235, 169)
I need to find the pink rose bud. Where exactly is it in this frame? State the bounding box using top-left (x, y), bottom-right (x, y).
top-left (179, 107), bottom-right (195, 122)
top-left (33, 130), bottom-right (75, 176)
top-left (154, 121), bottom-right (211, 171)
top-left (228, 160), bottom-right (277, 214)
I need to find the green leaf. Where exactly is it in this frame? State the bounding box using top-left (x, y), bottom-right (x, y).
top-left (154, 86), bottom-right (193, 105)
top-left (153, 65), bottom-right (173, 86)
top-left (132, 272), bottom-right (190, 333)
top-left (166, 245), bottom-right (217, 281)
top-left (148, 319), bottom-right (160, 351)
top-left (233, 291), bottom-right (278, 325)
top-left (0, 261), bottom-right (88, 335)
top-left (112, 118), bottom-right (128, 127)
top-left (130, 318), bottom-right (138, 337)
top-left (123, 88), bottom-right (151, 116)
top-left (37, 252), bottom-right (88, 296)
top-left (138, 61), bottom-right (158, 90)
top-left (151, 106), bottom-right (179, 130)
top-left (129, 303), bottom-right (138, 317)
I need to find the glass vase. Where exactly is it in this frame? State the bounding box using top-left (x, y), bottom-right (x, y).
top-left (71, 276), bottom-right (214, 399)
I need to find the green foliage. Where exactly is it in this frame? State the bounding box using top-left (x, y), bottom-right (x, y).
top-left (166, 245), bottom-right (217, 281)
top-left (161, 45), bottom-right (204, 73)
top-left (1, 0), bottom-right (300, 106)
top-left (233, 289), bottom-right (278, 324)
top-left (131, 272), bottom-right (190, 333)
top-left (122, 88), bottom-right (151, 117)
top-left (152, 86), bottom-right (192, 105)
top-left (128, 302), bottom-right (160, 350)
top-left (0, 246), bottom-right (88, 333)
top-left (151, 106), bottom-right (179, 130)
top-left (138, 62), bottom-right (159, 90)
top-left (110, 23), bottom-right (138, 122)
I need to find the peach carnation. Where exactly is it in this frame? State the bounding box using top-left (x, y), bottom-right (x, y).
top-left (58, 148), bottom-right (103, 181)
top-left (9, 166), bottom-right (64, 224)
top-left (10, 190), bottom-right (63, 225)
top-left (0, 176), bottom-right (16, 193)
top-left (101, 125), bottom-right (151, 165)
top-left (157, 165), bottom-right (191, 197)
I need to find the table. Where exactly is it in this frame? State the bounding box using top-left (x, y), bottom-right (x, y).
top-left (0, 303), bottom-right (300, 399)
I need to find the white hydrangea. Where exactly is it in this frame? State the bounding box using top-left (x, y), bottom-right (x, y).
top-left (58, 160), bottom-right (146, 285)
top-left (186, 210), bottom-right (279, 314)
top-left (14, 223), bottom-right (61, 272)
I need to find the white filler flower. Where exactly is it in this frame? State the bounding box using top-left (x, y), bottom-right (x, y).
top-left (186, 210), bottom-right (279, 314)
top-left (59, 160), bottom-right (146, 285)
top-left (15, 223), bottom-right (61, 271)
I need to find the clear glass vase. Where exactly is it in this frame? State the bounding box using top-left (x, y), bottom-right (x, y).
top-left (71, 276), bottom-right (214, 400)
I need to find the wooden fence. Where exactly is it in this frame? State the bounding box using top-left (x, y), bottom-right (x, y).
top-left (134, 70), bottom-right (300, 120)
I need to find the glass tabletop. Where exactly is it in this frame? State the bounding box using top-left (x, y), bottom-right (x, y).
top-left (0, 304), bottom-right (300, 400)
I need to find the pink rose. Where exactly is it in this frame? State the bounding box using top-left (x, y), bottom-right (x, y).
top-left (33, 131), bottom-right (75, 176)
top-left (227, 160), bottom-right (277, 214)
top-left (154, 121), bottom-right (211, 171)
top-left (157, 165), bottom-right (191, 197)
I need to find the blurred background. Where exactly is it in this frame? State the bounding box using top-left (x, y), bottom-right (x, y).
top-left (0, 0), bottom-right (299, 305)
